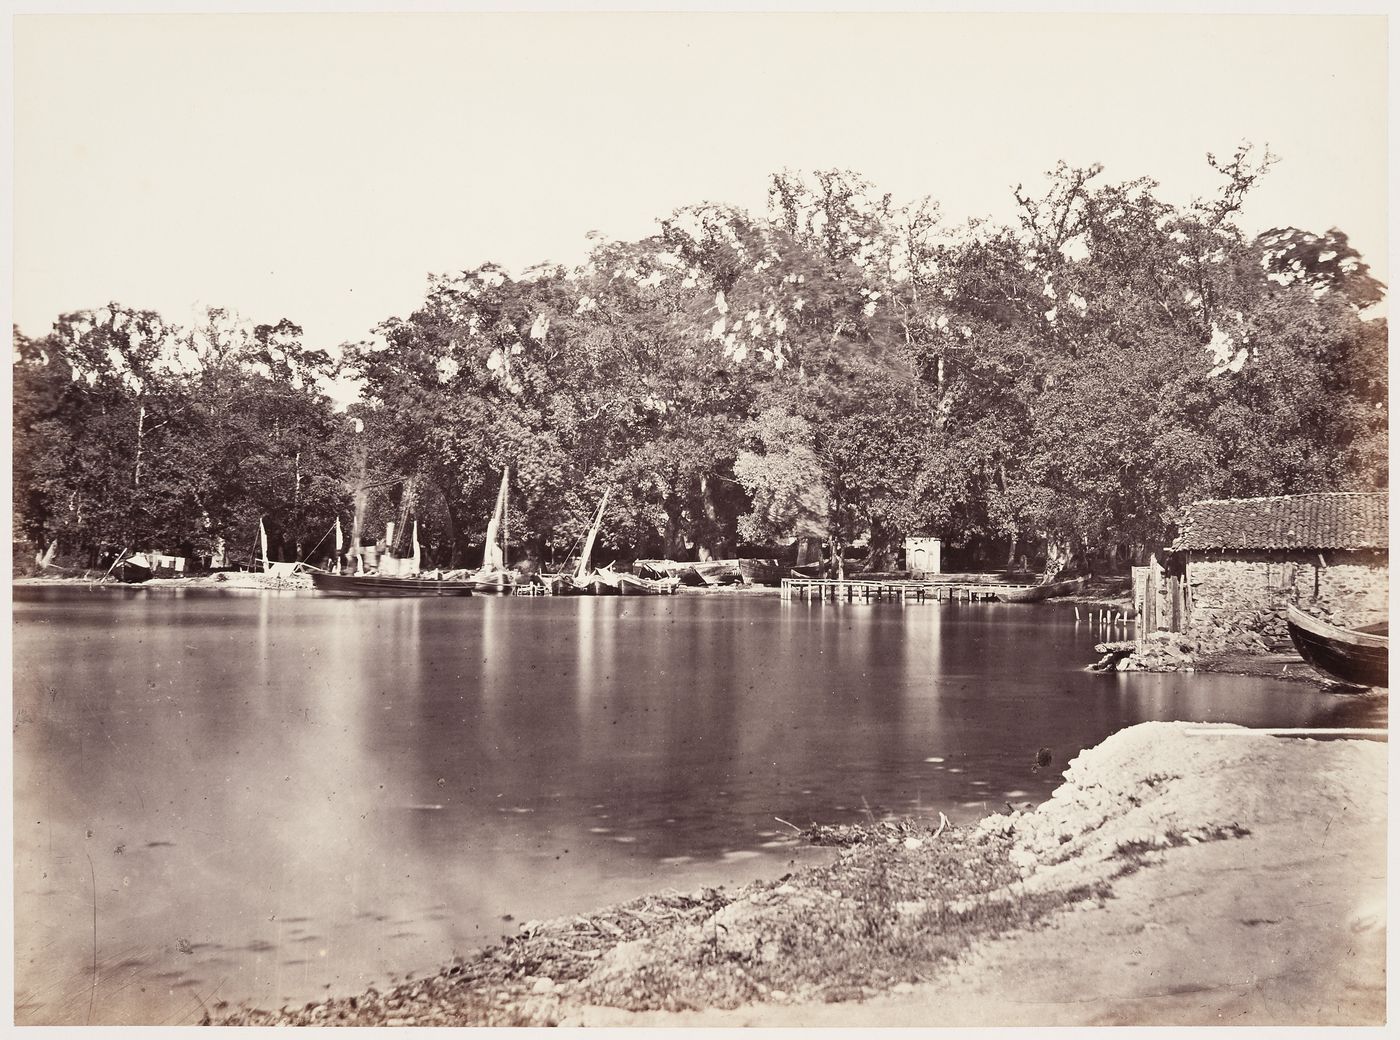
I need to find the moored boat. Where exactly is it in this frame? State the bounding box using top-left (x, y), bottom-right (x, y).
top-left (637, 560), bottom-right (704, 585)
top-left (467, 568), bottom-right (518, 595)
top-left (1286, 605), bottom-right (1389, 688)
top-left (692, 560), bottom-right (744, 586)
top-left (588, 567), bottom-right (622, 595)
top-left (735, 558), bottom-right (785, 586)
top-left (996, 576), bottom-right (1087, 603)
top-left (467, 469), bottom-right (520, 594)
top-left (112, 552), bottom-right (154, 584)
top-left (616, 571), bottom-right (680, 595)
top-left (309, 571), bottom-right (476, 596)
top-left (546, 491), bottom-right (611, 595)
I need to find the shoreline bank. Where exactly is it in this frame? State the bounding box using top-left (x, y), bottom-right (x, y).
top-left (210, 721), bottom-right (1386, 1028)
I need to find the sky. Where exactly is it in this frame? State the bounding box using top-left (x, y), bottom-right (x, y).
top-left (9, 10), bottom-right (1390, 360)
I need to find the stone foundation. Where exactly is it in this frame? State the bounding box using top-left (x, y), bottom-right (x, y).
top-left (1183, 550), bottom-right (1387, 648)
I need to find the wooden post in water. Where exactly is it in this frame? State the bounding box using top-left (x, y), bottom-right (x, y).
top-left (1132, 565), bottom-right (1149, 647)
top-left (1143, 557), bottom-right (1160, 638)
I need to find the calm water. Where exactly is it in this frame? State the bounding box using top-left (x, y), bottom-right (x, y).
top-left (12, 588), bottom-right (1384, 1024)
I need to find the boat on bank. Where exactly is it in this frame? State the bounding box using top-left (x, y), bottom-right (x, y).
top-left (693, 560), bottom-right (744, 586)
top-left (996, 576), bottom-right (1087, 603)
top-left (637, 560), bottom-right (704, 585)
top-left (596, 565), bottom-right (677, 599)
top-left (1285, 605), bottom-right (1389, 688)
top-left (616, 574), bottom-right (679, 595)
top-left (111, 552), bottom-right (154, 584)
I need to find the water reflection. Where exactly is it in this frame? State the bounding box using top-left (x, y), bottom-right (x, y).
top-left (13, 589), bottom-right (1385, 1024)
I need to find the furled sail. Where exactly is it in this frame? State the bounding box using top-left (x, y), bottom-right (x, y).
top-left (483, 468), bottom-right (508, 570)
top-left (574, 489), bottom-right (610, 582)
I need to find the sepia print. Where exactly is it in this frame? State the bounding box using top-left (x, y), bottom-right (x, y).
top-left (9, 8), bottom-right (1388, 1031)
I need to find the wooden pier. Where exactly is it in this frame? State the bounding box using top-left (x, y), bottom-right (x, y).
top-left (780, 577), bottom-right (1038, 602)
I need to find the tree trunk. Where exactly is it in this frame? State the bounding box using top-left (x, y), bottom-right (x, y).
top-left (699, 474), bottom-right (729, 560)
top-left (867, 518), bottom-right (896, 572)
top-left (442, 498), bottom-right (462, 568)
top-left (293, 450), bottom-right (303, 558)
top-left (1004, 531), bottom-right (1019, 573)
top-left (134, 403), bottom-right (146, 489)
top-left (1043, 539), bottom-right (1070, 582)
top-left (662, 507), bottom-right (684, 560)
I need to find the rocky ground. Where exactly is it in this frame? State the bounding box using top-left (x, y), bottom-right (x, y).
top-left (1096, 629), bottom-right (1386, 692)
top-left (209, 721), bottom-right (1387, 1028)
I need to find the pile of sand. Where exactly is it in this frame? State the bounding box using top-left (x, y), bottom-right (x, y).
top-left (975, 721), bottom-right (1381, 892)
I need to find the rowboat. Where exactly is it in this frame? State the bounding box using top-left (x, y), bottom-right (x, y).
top-left (995, 576), bottom-right (1087, 603)
top-left (637, 560), bottom-right (705, 585)
top-left (309, 572), bottom-right (475, 596)
top-left (1286, 605), bottom-right (1389, 688)
top-left (615, 571), bottom-right (680, 595)
top-left (113, 554), bottom-right (154, 584)
top-left (467, 567), bottom-right (518, 595)
top-left (736, 558), bottom-right (785, 586)
top-left (692, 560), bottom-right (743, 586)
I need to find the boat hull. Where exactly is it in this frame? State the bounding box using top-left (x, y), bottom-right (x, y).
top-left (996, 576), bottom-right (1087, 603)
top-left (114, 561), bottom-right (154, 584)
top-left (616, 574), bottom-right (679, 595)
top-left (470, 581), bottom-right (516, 595)
top-left (310, 572), bottom-right (475, 597)
top-left (465, 568), bottom-right (519, 595)
top-left (1286, 605), bottom-right (1389, 688)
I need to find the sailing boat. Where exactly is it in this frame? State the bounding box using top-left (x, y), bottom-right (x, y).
top-left (469, 469), bottom-right (518, 594)
top-left (544, 491), bottom-right (610, 595)
top-left (310, 518), bottom-right (476, 596)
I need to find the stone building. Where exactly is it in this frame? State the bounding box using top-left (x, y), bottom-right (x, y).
top-left (903, 537), bottom-right (942, 576)
top-left (1166, 492), bottom-right (1388, 646)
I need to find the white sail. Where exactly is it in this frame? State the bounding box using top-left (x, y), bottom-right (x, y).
top-left (334, 517), bottom-right (344, 555)
top-left (574, 490), bottom-right (610, 582)
top-left (483, 468), bottom-right (508, 570)
top-left (260, 517), bottom-right (270, 571)
top-left (411, 520), bottom-right (421, 575)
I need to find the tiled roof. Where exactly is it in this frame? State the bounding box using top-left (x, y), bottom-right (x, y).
top-left (1173, 492), bottom-right (1388, 551)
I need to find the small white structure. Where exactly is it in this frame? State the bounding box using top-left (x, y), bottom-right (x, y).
top-left (904, 537), bottom-right (942, 576)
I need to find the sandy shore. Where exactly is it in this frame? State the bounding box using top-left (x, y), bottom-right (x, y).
top-left (211, 721), bottom-right (1386, 1028)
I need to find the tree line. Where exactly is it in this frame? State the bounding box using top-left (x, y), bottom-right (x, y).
top-left (12, 149), bottom-right (1387, 575)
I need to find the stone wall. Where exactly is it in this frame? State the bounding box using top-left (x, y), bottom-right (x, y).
top-left (1185, 550), bottom-right (1388, 650)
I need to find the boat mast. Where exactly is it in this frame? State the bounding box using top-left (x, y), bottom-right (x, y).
top-left (574, 490), bottom-right (609, 582)
top-left (503, 467), bottom-right (509, 570)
